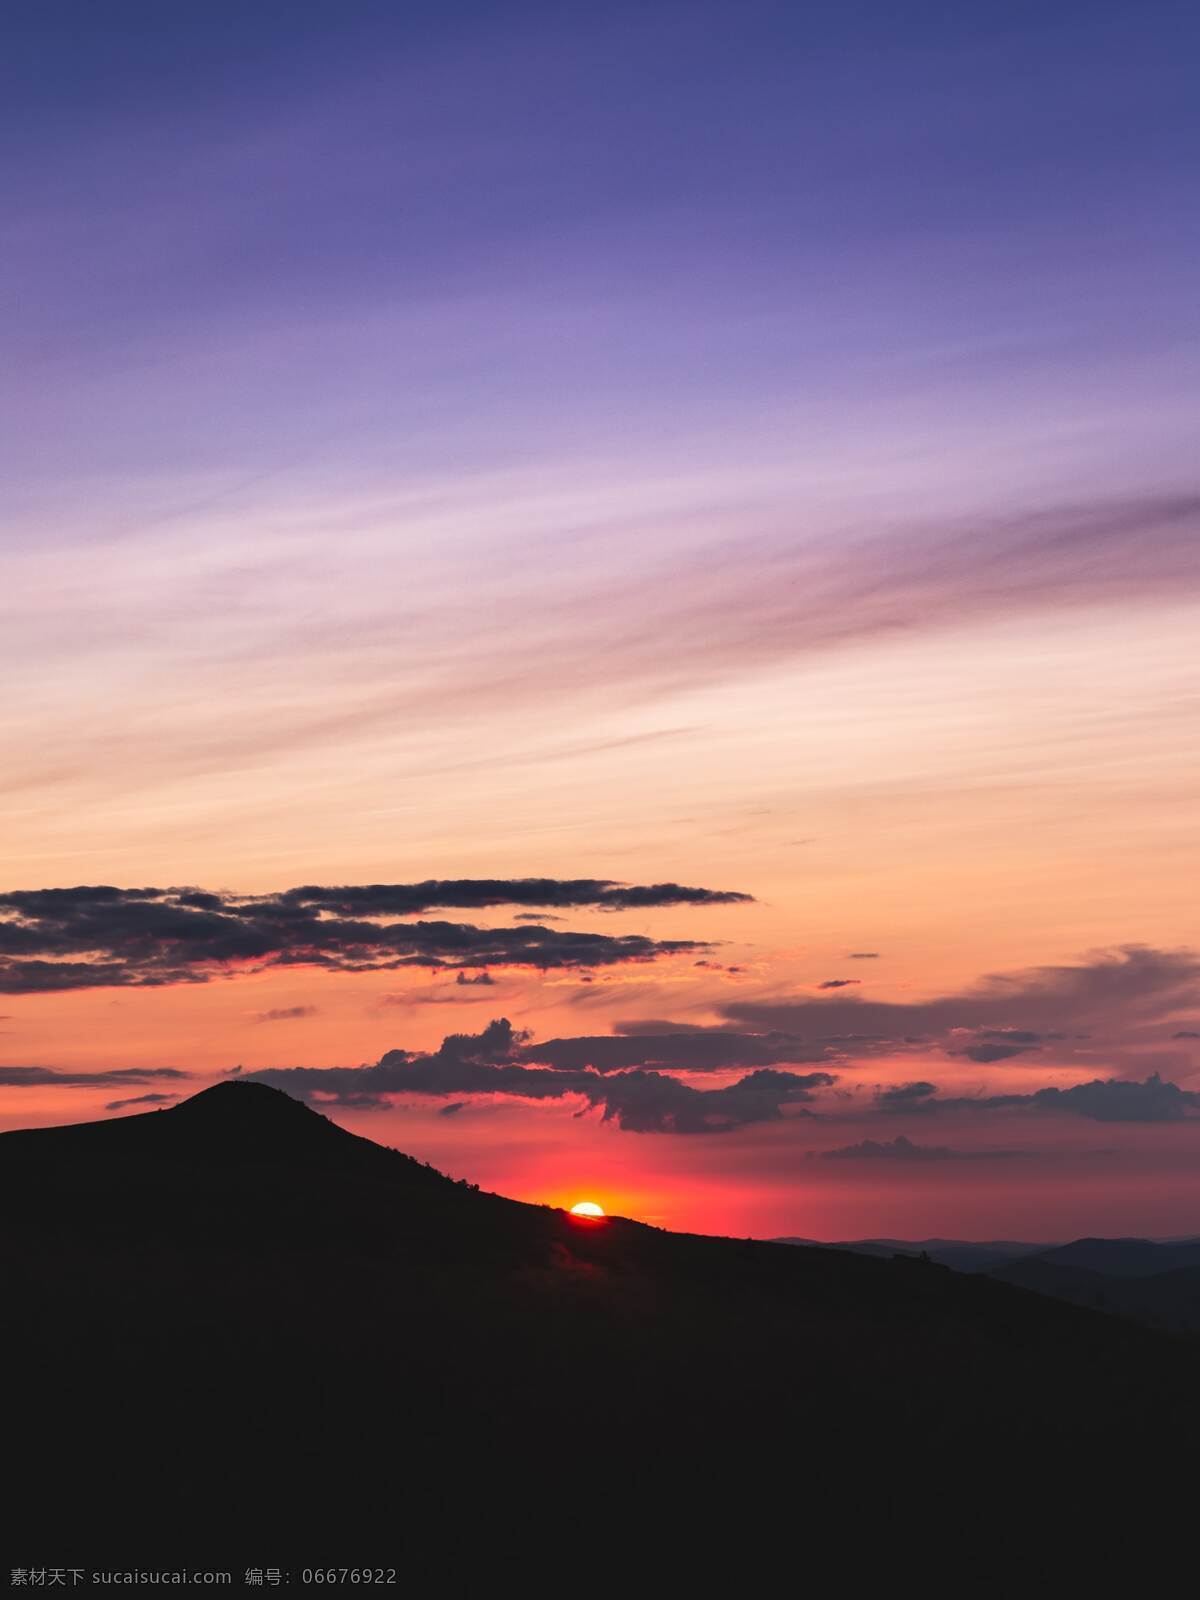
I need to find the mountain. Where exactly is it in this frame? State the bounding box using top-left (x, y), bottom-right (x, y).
top-left (988, 1251), bottom-right (1200, 1332)
top-left (1026, 1236), bottom-right (1200, 1278)
top-left (778, 1233), bottom-right (1200, 1279)
top-left (775, 1236), bottom-right (1047, 1272)
top-left (5, 1084), bottom-right (1196, 1540)
top-left (775, 1231), bottom-right (1200, 1333)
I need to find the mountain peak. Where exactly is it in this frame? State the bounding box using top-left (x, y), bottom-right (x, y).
top-left (0, 1077), bottom-right (444, 1188)
top-left (171, 1078), bottom-right (333, 1124)
top-left (152, 1079), bottom-right (417, 1171)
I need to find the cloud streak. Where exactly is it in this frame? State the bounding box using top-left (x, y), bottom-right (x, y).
top-left (722, 946), bottom-right (1200, 1065)
top-left (105, 1092), bottom-right (181, 1112)
top-left (815, 1135), bottom-right (1026, 1162)
top-left (0, 1066), bottom-right (189, 1088)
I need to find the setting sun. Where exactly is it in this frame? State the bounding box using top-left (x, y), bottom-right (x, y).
top-left (569, 1201), bottom-right (606, 1219)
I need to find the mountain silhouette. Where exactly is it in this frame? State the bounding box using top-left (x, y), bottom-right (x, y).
top-left (988, 1247), bottom-right (1200, 1332)
top-left (775, 1230), bottom-right (1200, 1332)
top-left (6, 1084), bottom-right (1196, 1541)
top-left (2, 1078), bottom-right (450, 1188)
top-left (1025, 1235), bottom-right (1200, 1278)
top-left (775, 1235), bottom-right (1048, 1272)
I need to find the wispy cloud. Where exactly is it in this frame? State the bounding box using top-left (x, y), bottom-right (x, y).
top-left (722, 945), bottom-right (1200, 1066)
top-left (0, 1066), bottom-right (189, 1088)
top-left (105, 1091), bottom-right (181, 1112)
top-left (814, 1135), bottom-right (1027, 1162)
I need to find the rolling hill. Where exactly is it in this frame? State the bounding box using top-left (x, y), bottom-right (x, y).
top-left (775, 1235), bottom-right (1047, 1272)
top-left (776, 1232), bottom-right (1200, 1332)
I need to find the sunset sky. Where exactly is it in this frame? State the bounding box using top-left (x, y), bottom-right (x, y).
top-left (3, 1), bottom-right (1198, 1239)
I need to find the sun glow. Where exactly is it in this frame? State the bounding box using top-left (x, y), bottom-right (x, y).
top-left (569, 1200), bottom-right (606, 1218)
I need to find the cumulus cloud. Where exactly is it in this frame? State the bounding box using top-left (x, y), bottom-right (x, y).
top-left (238, 1017), bottom-right (835, 1133)
top-left (592, 1067), bottom-right (830, 1135)
top-left (0, 878), bottom-right (741, 994)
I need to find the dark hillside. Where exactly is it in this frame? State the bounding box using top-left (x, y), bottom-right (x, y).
top-left (5, 1084), bottom-right (1195, 1540)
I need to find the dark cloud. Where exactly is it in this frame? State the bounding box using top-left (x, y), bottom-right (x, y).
top-left (0, 878), bottom-right (739, 993)
top-left (847, 953), bottom-right (880, 960)
top-left (818, 979), bottom-right (860, 990)
top-left (875, 1081), bottom-right (940, 1111)
top-left (723, 946), bottom-right (1200, 1064)
top-left (591, 1067), bottom-right (830, 1135)
top-left (955, 1026), bottom-right (1043, 1063)
top-left (455, 971), bottom-right (495, 987)
top-left (815, 1135), bottom-right (1025, 1162)
top-left (957, 1043), bottom-right (1037, 1063)
top-left (885, 1074), bottom-right (1200, 1124)
top-left (0, 1065), bottom-right (189, 1088)
top-left (272, 879), bottom-right (752, 915)
top-left (975, 1073), bottom-right (1200, 1123)
top-left (253, 1005), bottom-right (319, 1022)
top-left (105, 1092), bottom-right (180, 1111)
top-left (1174, 1030), bottom-right (1200, 1039)
top-left (522, 1030), bottom-right (834, 1072)
top-left (239, 1018), bottom-right (835, 1133)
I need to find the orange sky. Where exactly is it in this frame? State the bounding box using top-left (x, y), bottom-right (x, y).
top-left (4, 590), bottom-right (1199, 1238)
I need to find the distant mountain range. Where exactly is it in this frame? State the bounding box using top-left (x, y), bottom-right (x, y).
top-left (776, 1235), bottom-right (1200, 1330)
top-left (5, 1084), bottom-right (1197, 1537)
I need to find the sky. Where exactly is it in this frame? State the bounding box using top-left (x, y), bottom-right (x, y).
top-left (2, 0), bottom-right (1199, 1240)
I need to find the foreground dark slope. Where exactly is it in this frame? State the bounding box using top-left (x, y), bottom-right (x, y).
top-left (4, 1084), bottom-right (1196, 1523)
